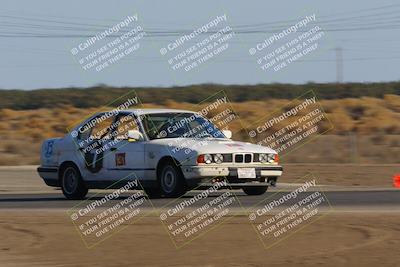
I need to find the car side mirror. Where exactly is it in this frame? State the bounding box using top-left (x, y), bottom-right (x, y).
top-left (127, 130), bottom-right (144, 142)
top-left (222, 130), bottom-right (232, 139)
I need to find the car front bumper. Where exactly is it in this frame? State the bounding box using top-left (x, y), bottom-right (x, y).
top-left (181, 165), bottom-right (283, 188)
top-left (182, 165), bottom-right (283, 179)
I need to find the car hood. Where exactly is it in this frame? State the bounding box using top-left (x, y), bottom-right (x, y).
top-left (148, 138), bottom-right (277, 154)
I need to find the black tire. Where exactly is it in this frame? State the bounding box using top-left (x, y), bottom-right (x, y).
top-left (61, 164), bottom-right (88, 200)
top-left (158, 161), bottom-right (186, 198)
top-left (242, 186), bottom-right (268, 196)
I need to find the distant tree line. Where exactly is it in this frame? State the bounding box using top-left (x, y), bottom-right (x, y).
top-left (0, 82), bottom-right (399, 110)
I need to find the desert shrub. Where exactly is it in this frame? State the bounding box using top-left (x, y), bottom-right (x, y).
top-left (0, 93), bottom-right (399, 165)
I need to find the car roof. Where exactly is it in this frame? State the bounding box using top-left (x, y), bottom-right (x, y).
top-left (120, 108), bottom-right (197, 115)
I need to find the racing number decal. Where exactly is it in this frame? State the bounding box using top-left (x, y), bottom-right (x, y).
top-left (84, 143), bottom-right (104, 173)
top-left (44, 140), bottom-right (54, 158)
top-left (115, 153), bottom-right (126, 166)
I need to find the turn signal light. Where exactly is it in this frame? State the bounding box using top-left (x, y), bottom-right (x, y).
top-left (393, 174), bottom-right (400, 188)
top-left (274, 154), bottom-right (279, 164)
top-left (197, 154), bottom-right (213, 164)
top-left (197, 154), bottom-right (205, 163)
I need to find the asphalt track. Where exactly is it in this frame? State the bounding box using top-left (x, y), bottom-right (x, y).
top-left (0, 190), bottom-right (399, 211)
top-left (0, 167), bottom-right (399, 211)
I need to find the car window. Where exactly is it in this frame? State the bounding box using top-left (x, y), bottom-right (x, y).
top-left (142, 113), bottom-right (225, 139)
top-left (114, 114), bottom-right (140, 140)
top-left (141, 114), bottom-right (168, 138)
top-left (78, 114), bottom-right (116, 141)
top-left (90, 116), bottom-right (115, 140)
top-left (78, 125), bottom-right (91, 141)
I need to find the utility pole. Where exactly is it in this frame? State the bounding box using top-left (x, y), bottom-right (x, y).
top-left (335, 47), bottom-right (343, 83)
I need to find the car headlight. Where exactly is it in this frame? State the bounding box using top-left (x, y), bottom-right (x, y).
top-left (260, 153), bottom-right (277, 163)
top-left (267, 154), bottom-right (275, 163)
top-left (204, 154), bottom-right (213, 164)
top-left (214, 154), bottom-right (223, 164)
top-left (259, 153), bottom-right (268, 163)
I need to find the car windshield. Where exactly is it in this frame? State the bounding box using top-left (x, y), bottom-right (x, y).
top-left (141, 112), bottom-right (226, 140)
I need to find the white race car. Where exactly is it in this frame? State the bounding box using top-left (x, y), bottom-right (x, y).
top-left (37, 109), bottom-right (282, 199)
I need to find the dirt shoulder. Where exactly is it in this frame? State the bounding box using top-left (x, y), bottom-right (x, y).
top-left (281, 164), bottom-right (399, 187)
top-left (0, 211), bottom-right (399, 267)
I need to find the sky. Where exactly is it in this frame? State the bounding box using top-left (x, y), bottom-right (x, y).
top-left (0, 0), bottom-right (399, 89)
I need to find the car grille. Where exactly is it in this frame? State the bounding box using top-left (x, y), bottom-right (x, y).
top-left (221, 154), bottom-right (233, 162)
top-left (234, 153), bottom-right (252, 163)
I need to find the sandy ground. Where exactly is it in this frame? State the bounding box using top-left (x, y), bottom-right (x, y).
top-left (282, 164), bottom-right (400, 187)
top-left (0, 211), bottom-right (399, 267)
top-left (1, 165), bottom-right (399, 266)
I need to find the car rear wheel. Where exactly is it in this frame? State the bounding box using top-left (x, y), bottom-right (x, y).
top-left (242, 186), bottom-right (268, 196)
top-left (159, 161), bottom-right (186, 198)
top-left (61, 165), bottom-right (88, 200)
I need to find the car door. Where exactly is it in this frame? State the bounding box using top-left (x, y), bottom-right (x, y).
top-left (104, 113), bottom-right (146, 181)
top-left (75, 113), bottom-right (117, 181)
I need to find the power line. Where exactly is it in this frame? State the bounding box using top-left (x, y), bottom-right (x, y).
top-left (1, 4), bottom-right (400, 38)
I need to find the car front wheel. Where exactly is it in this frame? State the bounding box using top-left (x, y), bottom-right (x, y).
top-left (159, 161), bottom-right (186, 198)
top-left (242, 186), bottom-right (268, 196)
top-left (61, 164), bottom-right (88, 200)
